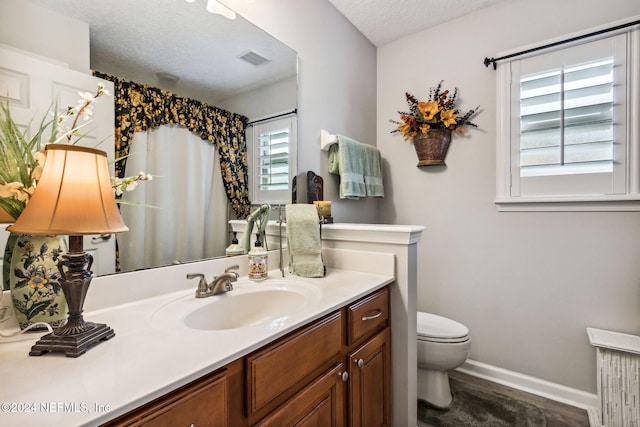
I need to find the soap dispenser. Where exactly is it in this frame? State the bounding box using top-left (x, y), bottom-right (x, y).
top-left (248, 237), bottom-right (268, 281)
top-left (225, 232), bottom-right (244, 257)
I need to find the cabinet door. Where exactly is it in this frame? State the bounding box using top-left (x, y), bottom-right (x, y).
top-left (254, 363), bottom-right (346, 427)
top-left (105, 370), bottom-right (228, 427)
top-left (348, 328), bottom-right (391, 427)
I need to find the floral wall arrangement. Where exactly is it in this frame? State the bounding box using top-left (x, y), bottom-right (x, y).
top-left (390, 81), bottom-right (480, 166)
top-left (391, 81), bottom-right (480, 140)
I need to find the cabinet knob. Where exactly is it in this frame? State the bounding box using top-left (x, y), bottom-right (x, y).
top-left (338, 371), bottom-right (349, 382)
top-left (355, 358), bottom-right (364, 368)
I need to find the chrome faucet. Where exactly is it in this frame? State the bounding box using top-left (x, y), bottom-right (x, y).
top-left (187, 265), bottom-right (239, 298)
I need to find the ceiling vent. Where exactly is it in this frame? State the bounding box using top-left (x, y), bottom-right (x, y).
top-left (238, 50), bottom-right (271, 67)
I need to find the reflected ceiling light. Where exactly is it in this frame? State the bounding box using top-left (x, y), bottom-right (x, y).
top-left (206, 0), bottom-right (236, 19)
top-left (156, 72), bottom-right (180, 85)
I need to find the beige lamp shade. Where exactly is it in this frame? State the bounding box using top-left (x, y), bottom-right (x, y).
top-left (0, 207), bottom-right (14, 224)
top-left (8, 144), bottom-right (128, 235)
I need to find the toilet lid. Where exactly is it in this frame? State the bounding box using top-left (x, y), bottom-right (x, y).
top-left (417, 312), bottom-right (469, 341)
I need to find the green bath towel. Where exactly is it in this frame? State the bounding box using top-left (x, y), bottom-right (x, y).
top-left (328, 135), bottom-right (384, 199)
top-left (286, 204), bottom-right (325, 278)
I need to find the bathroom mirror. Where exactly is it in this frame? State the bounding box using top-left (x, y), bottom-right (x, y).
top-left (22, 0), bottom-right (298, 275)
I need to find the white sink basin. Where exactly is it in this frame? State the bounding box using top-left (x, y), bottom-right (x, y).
top-left (151, 280), bottom-right (322, 331)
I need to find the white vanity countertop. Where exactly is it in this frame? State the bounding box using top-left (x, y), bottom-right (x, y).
top-left (0, 249), bottom-right (395, 427)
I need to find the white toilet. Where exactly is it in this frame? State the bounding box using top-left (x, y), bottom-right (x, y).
top-left (417, 311), bottom-right (471, 408)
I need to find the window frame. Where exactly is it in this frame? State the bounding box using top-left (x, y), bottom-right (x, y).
top-left (495, 17), bottom-right (640, 212)
top-left (247, 113), bottom-right (297, 205)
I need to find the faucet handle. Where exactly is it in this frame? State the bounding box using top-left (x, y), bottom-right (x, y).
top-left (187, 272), bottom-right (205, 282)
top-left (224, 264), bottom-right (240, 279)
top-left (187, 273), bottom-right (209, 297)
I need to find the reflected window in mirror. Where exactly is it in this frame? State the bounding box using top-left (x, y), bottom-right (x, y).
top-left (248, 114), bottom-right (297, 204)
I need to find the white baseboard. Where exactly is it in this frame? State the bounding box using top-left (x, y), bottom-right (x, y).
top-left (456, 359), bottom-right (598, 412)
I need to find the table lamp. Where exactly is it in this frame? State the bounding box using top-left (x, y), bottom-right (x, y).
top-left (8, 144), bottom-right (128, 357)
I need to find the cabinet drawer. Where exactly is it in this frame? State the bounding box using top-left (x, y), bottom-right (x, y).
top-left (246, 311), bottom-right (343, 416)
top-left (103, 369), bottom-right (228, 427)
top-left (347, 287), bottom-right (389, 345)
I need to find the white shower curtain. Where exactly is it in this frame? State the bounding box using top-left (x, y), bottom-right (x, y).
top-left (117, 124), bottom-right (228, 272)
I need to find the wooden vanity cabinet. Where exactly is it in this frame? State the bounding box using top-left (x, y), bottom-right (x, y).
top-left (103, 286), bottom-right (390, 427)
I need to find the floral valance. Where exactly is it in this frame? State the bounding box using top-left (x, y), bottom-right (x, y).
top-left (94, 71), bottom-right (251, 219)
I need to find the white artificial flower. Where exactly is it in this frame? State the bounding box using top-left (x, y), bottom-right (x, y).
top-left (79, 107), bottom-right (94, 121)
top-left (78, 91), bottom-right (95, 104)
top-left (125, 180), bottom-right (138, 192)
top-left (137, 171), bottom-right (153, 181)
top-left (97, 83), bottom-right (109, 97)
top-left (76, 91), bottom-right (97, 120)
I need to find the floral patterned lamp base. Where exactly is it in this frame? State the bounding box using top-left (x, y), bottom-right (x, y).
top-left (9, 234), bottom-right (68, 330)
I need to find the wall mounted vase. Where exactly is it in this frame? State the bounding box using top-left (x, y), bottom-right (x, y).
top-left (413, 129), bottom-right (452, 166)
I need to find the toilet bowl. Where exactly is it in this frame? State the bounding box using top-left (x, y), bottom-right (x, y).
top-left (417, 311), bottom-right (470, 408)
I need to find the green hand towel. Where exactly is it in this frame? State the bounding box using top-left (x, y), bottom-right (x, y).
top-left (286, 204), bottom-right (325, 278)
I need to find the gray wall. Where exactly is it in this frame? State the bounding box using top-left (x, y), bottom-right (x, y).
top-left (377, 0), bottom-right (640, 393)
top-left (227, 0), bottom-right (380, 219)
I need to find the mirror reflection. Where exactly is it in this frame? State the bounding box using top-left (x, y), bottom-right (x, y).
top-left (22, 0), bottom-right (298, 275)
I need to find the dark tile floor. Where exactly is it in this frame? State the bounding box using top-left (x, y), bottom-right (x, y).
top-left (418, 370), bottom-right (591, 427)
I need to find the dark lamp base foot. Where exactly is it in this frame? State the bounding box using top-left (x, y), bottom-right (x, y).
top-left (29, 323), bottom-right (115, 358)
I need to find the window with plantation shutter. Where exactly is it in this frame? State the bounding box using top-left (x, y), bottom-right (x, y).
top-left (519, 58), bottom-right (615, 179)
top-left (496, 21), bottom-right (640, 211)
top-left (248, 114), bottom-right (297, 204)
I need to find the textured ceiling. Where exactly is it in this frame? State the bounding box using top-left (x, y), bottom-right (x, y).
top-left (26, 0), bottom-right (297, 105)
top-left (328, 0), bottom-right (509, 46)
top-left (23, 0), bottom-right (509, 104)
